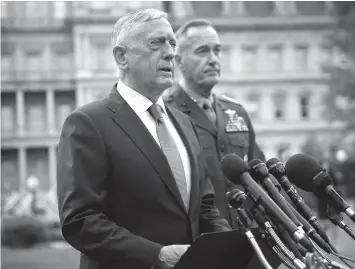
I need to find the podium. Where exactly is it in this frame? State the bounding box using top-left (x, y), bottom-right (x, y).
top-left (174, 229), bottom-right (282, 269)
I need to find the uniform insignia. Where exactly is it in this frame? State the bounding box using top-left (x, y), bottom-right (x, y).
top-left (224, 109), bottom-right (249, 133)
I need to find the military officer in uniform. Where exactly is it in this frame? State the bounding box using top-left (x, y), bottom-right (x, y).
top-left (165, 19), bottom-right (265, 228)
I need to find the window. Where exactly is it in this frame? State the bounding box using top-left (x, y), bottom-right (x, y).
top-left (26, 2), bottom-right (45, 17)
top-left (274, 1), bottom-right (297, 15)
top-left (273, 92), bottom-right (286, 120)
top-left (57, 104), bottom-right (72, 129)
top-left (221, 46), bottom-right (231, 74)
top-left (296, 1), bottom-right (326, 15)
top-left (1, 106), bottom-right (15, 132)
top-left (26, 148), bottom-right (50, 190)
top-left (53, 1), bottom-right (66, 19)
top-left (1, 1), bottom-right (8, 18)
top-left (244, 1), bottom-right (275, 16)
top-left (90, 38), bottom-right (111, 72)
top-left (294, 45), bottom-right (308, 70)
top-left (1, 54), bottom-right (13, 80)
top-left (191, 2), bottom-right (223, 17)
top-left (277, 143), bottom-right (291, 163)
top-left (1, 150), bottom-right (20, 193)
top-left (242, 46), bottom-right (258, 72)
top-left (268, 45), bottom-right (283, 71)
top-left (26, 51), bottom-right (42, 70)
top-left (246, 91), bottom-right (260, 120)
top-left (300, 94), bottom-right (310, 120)
top-left (319, 45), bottom-right (333, 69)
top-left (28, 105), bottom-right (45, 134)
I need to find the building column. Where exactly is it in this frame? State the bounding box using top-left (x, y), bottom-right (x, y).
top-left (222, 1), bottom-right (231, 15)
top-left (18, 147), bottom-right (27, 193)
top-left (48, 145), bottom-right (57, 190)
top-left (16, 89), bottom-right (25, 137)
top-left (235, 1), bottom-right (245, 15)
top-left (287, 92), bottom-right (300, 121)
top-left (84, 34), bottom-right (91, 69)
top-left (261, 93), bottom-right (274, 121)
top-left (283, 42), bottom-right (293, 72)
top-left (46, 89), bottom-right (56, 135)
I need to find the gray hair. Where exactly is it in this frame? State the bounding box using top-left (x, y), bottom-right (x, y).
top-left (175, 19), bottom-right (214, 55)
top-left (111, 8), bottom-right (168, 48)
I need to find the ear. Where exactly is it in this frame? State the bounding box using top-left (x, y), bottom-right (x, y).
top-left (113, 45), bottom-right (128, 70)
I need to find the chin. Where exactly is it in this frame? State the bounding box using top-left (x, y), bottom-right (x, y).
top-left (202, 77), bottom-right (219, 87)
top-left (157, 78), bottom-right (173, 89)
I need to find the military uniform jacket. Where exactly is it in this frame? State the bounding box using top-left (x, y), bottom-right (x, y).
top-left (166, 84), bottom-right (265, 227)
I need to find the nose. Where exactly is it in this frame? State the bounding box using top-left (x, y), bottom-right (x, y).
top-left (163, 43), bottom-right (175, 61)
top-left (207, 50), bottom-right (219, 65)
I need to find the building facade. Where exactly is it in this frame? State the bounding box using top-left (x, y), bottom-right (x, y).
top-left (1, 1), bottom-right (343, 215)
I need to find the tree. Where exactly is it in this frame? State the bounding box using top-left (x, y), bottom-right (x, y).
top-left (324, 2), bottom-right (355, 130)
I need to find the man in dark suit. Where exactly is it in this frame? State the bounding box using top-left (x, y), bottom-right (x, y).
top-left (57, 9), bottom-right (230, 269)
top-left (165, 19), bottom-right (265, 228)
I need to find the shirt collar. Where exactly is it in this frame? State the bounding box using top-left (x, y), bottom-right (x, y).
top-left (182, 85), bottom-right (215, 108)
top-left (116, 80), bottom-right (167, 116)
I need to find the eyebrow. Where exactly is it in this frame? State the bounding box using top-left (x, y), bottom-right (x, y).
top-left (194, 44), bottom-right (221, 51)
top-left (148, 33), bottom-right (176, 42)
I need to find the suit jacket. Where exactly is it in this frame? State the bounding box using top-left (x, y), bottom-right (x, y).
top-left (57, 84), bottom-right (231, 269)
top-left (165, 84), bottom-right (265, 227)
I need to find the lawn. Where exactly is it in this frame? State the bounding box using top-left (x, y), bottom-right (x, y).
top-left (1, 244), bottom-right (80, 269)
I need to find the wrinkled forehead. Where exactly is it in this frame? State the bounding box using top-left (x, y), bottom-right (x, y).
top-left (185, 26), bottom-right (220, 48)
top-left (131, 18), bottom-right (175, 41)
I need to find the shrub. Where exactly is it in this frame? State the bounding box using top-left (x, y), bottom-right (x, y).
top-left (1, 216), bottom-right (48, 248)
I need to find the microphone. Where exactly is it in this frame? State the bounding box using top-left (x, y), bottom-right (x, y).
top-left (326, 204), bottom-right (355, 240)
top-left (227, 188), bottom-right (247, 210)
top-left (250, 159), bottom-right (334, 253)
top-left (266, 158), bottom-right (331, 245)
top-left (228, 189), bottom-right (306, 269)
top-left (220, 153), bottom-right (315, 253)
top-left (227, 189), bottom-right (276, 269)
top-left (285, 153), bottom-right (355, 223)
top-left (248, 159), bottom-right (302, 229)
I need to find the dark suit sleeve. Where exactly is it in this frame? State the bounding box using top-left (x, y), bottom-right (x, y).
top-left (57, 110), bottom-right (162, 269)
top-left (253, 143), bottom-right (265, 162)
top-left (188, 119), bottom-right (231, 233)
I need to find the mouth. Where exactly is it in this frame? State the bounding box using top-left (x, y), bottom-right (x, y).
top-left (205, 69), bottom-right (219, 74)
top-left (159, 67), bottom-right (172, 73)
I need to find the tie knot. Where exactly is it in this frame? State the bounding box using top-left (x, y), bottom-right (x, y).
top-left (201, 99), bottom-right (213, 110)
top-left (148, 103), bottom-right (163, 123)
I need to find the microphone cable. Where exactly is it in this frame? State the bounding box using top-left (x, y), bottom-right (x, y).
top-left (234, 208), bottom-right (275, 269)
top-left (309, 237), bottom-right (352, 269)
top-left (326, 205), bottom-right (355, 241)
top-left (249, 200), bottom-right (306, 269)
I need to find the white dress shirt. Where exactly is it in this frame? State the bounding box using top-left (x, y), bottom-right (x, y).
top-left (116, 80), bottom-right (191, 197)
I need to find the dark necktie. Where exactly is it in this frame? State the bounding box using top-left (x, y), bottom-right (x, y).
top-left (201, 98), bottom-right (217, 126)
top-left (148, 104), bottom-right (189, 210)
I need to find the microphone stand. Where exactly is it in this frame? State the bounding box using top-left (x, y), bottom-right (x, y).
top-left (234, 208), bottom-right (274, 269)
top-left (248, 199), bottom-right (306, 269)
top-left (326, 204), bottom-right (355, 241)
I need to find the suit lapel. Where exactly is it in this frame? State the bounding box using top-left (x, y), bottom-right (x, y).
top-left (107, 85), bottom-right (187, 213)
top-left (173, 85), bottom-right (217, 137)
top-left (166, 106), bottom-right (199, 217)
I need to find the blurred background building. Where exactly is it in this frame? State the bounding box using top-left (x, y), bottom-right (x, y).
top-left (0, 1), bottom-right (346, 217)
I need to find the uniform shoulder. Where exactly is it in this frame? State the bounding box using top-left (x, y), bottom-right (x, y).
top-left (218, 95), bottom-right (242, 107)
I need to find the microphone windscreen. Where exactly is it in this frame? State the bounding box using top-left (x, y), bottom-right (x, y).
top-left (266, 158), bottom-right (280, 169)
top-left (248, 159), bottom-right (263, 168)
top-left (285, 153), bottom-right (323, 192)
top-left (220, 154), bottom-right (249, 185)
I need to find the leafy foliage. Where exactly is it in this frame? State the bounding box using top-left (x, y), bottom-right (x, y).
top-left (324, 2), bottom-right (355, 130)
